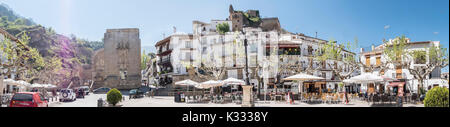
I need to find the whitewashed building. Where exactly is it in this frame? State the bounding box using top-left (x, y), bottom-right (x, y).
top-left (267, 33), bottom-right (358, 94)
top-left (155, 19), bottom-right (358, 95)
top-left (359, 39), bottom-right (446, 93)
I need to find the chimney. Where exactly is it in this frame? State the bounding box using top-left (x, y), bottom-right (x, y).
top-left (371, 45), bottom-right (375, 51)
top-left (360, 48), bottom-right (364, 53)
top-left (173, 26), bottom-right (177, 33)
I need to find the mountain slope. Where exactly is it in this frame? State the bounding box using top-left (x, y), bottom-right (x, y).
top-left (0, 3), bottom-right (103, 88)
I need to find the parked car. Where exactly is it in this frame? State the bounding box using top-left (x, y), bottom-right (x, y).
top-left (59, 89), bottom-right (76, 102)
top-left (139, 86), bottom-right (151, 93)
top-left (93, 87), bottom-right (111, 94)
top-left (76, 89), bottom-right (85, 98)
top-left (9, 92), bottom-right (48, 107)
top-left (30, 88), bottom-right (49, 99)
top-left (129, 89), bottom-right (144, 99)
top-left (78, 86), bottom-right (90, 95)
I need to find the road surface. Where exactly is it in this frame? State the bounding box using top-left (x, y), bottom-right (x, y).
top-left (49, 94), bottom-right (107, 107)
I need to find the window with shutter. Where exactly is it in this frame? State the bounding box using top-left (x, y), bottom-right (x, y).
top-left (396, 66), bottom-right (402, 79)
top-left (366, 56), bottom-right (370, 67)
top-left (376, 57), bottom-right (381, 66)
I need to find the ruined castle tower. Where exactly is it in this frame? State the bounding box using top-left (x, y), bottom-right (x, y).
top-left (102, 28), bottom-right (141, 90)
top-left (229, 4), bottom-right (245, 32)
top-left (228, 4), bottom-right (280, 32)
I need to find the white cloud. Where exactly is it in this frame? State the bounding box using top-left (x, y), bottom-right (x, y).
top-left (384, 25), bottom-right (390, 30)
top-left (433, 32), bottom-right (439, 35)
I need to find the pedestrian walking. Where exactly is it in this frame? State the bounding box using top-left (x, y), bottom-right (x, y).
top-left (151, 89), bottom-right (154, 98)
top-left (344, 90), bottom-right (349, 104)
top-left (397, 85), bottom-right (404, 107)
top-left (289, 92), bottom-right (294, 104)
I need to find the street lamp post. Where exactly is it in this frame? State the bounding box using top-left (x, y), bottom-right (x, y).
top-left (242, 31), bottom-right (250, 86)
top-left (240, 30), bottom-right (255, 107)
top-left (244, 38), bottom-right (250, 86)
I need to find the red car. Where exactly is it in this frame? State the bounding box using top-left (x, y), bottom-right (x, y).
top-left (9, 92), bottom-right (48, 107)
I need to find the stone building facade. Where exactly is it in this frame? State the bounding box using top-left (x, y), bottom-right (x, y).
top-left (91, 49), bottom-right (105, 89)
top-left (92, 28), bottom-right (142, 90)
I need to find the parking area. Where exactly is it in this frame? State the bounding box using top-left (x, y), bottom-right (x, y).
top-left (48, 94), bottom-right (107, 107)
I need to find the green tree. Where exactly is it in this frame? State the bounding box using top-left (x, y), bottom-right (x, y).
top-left (424, 87), bottom-right (449, 107)
top-left (317, 39), bottom-right (361, 88)
top-left (14, 18), bottom-right (26, 26)
top-left (141, 50), bottom-right (150, 70)
top-left (216, 22), bottom-right (230, 34)
top-left (383, 35), bottom-right (449, 96)
top-left (0, 33), bottom-right (43, 79)
top-left (107, 88), bottom-right (123, 106)
top-left (36, 56), bottom-right (63, 84)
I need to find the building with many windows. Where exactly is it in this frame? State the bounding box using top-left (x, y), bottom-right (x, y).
top-left (360, 39), bottom-right (445, 93)
top-left (267, 33), bottom-right (357, 94)
top-left (154, 5), bottom-right (359, 96)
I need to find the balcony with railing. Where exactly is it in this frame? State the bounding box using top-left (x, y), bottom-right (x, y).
top-left (159, 56), bottom-right (171, 65)
top-left (157, 47), bottom-right (172, 56)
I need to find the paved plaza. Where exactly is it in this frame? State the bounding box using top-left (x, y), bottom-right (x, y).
top-left (47, 94), bottom-right (424, 107)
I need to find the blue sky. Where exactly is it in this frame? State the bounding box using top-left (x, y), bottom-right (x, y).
top-left (1, 0), bottom-right (449, 71)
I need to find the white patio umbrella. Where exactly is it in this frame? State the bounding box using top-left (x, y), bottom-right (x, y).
top-left (3, 79), bottom-right (16, 84)
top-left (343, 73), bottom-right (384, 94)
top-left (197, 80), bottom-right (223, 95)
top-left (30, 84), bottom-right (44, 88)
top-left (17, 80), bottom-right (31, 87)
top-left (43, 84), bottom-right (57, 89)
top-left (175, 79), bottom-right (199, 86)
top-left (283, 73), bottom-right (325, 81)
top-left (283, 73), bottom-right (325, 93)
top-left (175, 79), bottom-right (199, 94)
top-left (222, 78), bottom-right (245, 87)
top-left (197, 80), bottom-right (223, 89)
top-left (343, 73), bottom-right (383, 84)
top-left (342, 79), bottom-right (355, 84)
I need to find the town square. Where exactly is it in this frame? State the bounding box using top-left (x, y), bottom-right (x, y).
top-left (0, 0), bottom-right (448, 108)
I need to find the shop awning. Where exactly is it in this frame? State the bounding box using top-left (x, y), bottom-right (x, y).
top-left (388, 82), bottom-right (405, 87)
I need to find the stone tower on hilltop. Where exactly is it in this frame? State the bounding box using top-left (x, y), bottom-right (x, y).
top-left (229, 4), bottom-right (245, 31)
top-left (228, 4), bottom-right (281, 32)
